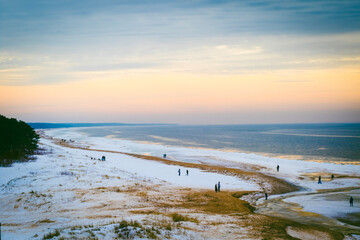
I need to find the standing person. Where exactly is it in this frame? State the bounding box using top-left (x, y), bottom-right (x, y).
top-left (276, 165), bottom-right (279, 172)
top-left (265, 192), bottom-right (268, 200)
top-left (215, 184), bottom-right (218, 192)
top-left (218, 181), bottom-right (221, 192)
top-left (318, 176), bottom-right (322, 184)
top-left (331, 174), bottom-right (334, 180)
top-left (186, 170), bottom-right (189, 176)
top-left (350, 196), bottom-right (354, 207)
top-left (178, 169), bottom-right (181, 176)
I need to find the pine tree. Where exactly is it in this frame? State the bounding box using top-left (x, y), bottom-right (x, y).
top-left (0, 115), bottom-right (39, 166)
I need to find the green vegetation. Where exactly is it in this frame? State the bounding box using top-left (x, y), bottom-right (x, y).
top-left (171, 213), bottom-right (189, 222)
top-left (114, 220), bottom-right (167, 239)
top-left (42, 229), bottom-right (60, 239)
top-left (0, 114), bottom-right (39, 166)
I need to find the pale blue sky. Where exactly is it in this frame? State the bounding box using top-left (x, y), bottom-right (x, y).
top-left (1, 0), bottom-right (360, 84)
top-left (0, 0), bottom-right (359, 123)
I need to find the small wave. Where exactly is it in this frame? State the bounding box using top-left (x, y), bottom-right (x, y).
top-left (259, 132), bottom-right (360, 138)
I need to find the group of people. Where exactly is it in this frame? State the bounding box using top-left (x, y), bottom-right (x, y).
top-left (176, 169), bottom-right (222, 193)
top-left (215, 181), bottom-right (221, 192)
top-left (318, 174), bottom-right (335, 184)
top-left (175, 163), bottom-right (354, 206)
top-left (178, 169), bottom-right (189, 176)
top-left (60, 138), bottom-right (75, 143)
top-left (276, 166), bottom-right (354, 206)
top-left (89, 155), bottom-right (106, 161)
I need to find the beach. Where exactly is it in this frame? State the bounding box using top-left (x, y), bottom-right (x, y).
top-left (1, 127), bottom-right (360, 239)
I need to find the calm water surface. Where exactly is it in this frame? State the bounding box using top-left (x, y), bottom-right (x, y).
top-left (77, 124), bottom-right (360, 164)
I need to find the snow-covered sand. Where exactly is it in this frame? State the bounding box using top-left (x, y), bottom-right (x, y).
top-left (47, 127), bottom-right (360, 216)
top-left (0, 132), bottom-right (261, 239)
top-left (1, 127), bottom-right (359, 239)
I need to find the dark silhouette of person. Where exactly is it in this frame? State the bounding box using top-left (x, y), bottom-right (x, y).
top-left (276, 165), bottom-right (279, 172)
top-left (218, 181), bottom-right (221, 192)
top-left (318, 176), bottom-right (322, 184)
top-left (350, 196), bottom-right (354, 207)
top-left (331, 174), bottom-right (334, 180)
top-left (215, 184), bottom-right (218, 192)
top-left (265, 192), bottom-right (268, 200)
top-left (178, 169), bottom-right (181, 176)
top-left (186, 170), bottom-right (189, 176)
top-left (163, 154), bottom-right (166, 158)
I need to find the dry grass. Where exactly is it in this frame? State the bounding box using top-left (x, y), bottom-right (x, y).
top-left (147, 189), bottom-right (343, 239)
top-left (36, 219), bottom-right (56, 224)
top-left (175, 190), bottom-right (254, 215)
top-left (170, 213), bottom-right (199, 223)
top-left (1, 223), bottom-right (22, 226)
top-left (129, 209), bottom-right (161, 215)
top-left (86, 214), bottom-right (115, 219)
top-left (337, 212), bottom-right (360, 227)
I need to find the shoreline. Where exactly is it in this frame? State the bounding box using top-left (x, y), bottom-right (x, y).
top-left (44, 129), bottom-right (360, 228)
top-left (43, 130), bottom-right (360, 232)
top-left (66, 125), bottom-right (360, 166)
top-left (0, 129), bottom-right (359, 239)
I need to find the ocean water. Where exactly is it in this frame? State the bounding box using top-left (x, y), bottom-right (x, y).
top-left (76, 123), bottom-right (360, 164)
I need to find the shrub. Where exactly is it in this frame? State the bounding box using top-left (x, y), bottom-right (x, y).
top-left (114, 220), bottom-right (161, 239)
top-left (171, 214), bottom-right (189, 222)
top-left (42, 229), bottom-right (60, 239)
top-left (60, 171), bottom-right (74, 176)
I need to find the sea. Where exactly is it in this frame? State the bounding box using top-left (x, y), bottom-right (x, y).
top-left (72, 123), bottom-right (360, 165)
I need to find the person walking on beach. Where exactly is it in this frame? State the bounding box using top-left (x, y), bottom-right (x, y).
top-left (350, 196), bottom-right (354, 207)
top-left (331, 174), bottom-right (334, 180)
top-left (265, 192), bottom-right (268, 200)
top-left (186, 170), bottom-right (189, 176)
top-left (178, 169), bottom-right (181, 176)
top-left (218, 181), bottom-right (221, 192)
top-left (276, 165), bottom-right (279, 172)
top-left (215, 184), bottom-right (218, 192)
top-left (318, 176), bottom-right (322, 184)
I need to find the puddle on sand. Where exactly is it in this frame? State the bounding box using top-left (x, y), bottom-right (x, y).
top-left (255, 189), bottom-right (360, 235)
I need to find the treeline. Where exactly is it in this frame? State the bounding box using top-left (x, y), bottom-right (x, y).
top-left (0, 115), bottom-right (39, 167)
top-left (28, 122), bottom-right (174, 129)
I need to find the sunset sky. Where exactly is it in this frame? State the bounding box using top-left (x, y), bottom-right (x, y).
top-left (1, 0), bottom-right (360, 124)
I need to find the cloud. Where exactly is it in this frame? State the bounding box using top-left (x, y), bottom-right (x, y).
top-left (215, 45), bottom-right (262, 55)
top-left (1, 0), bottom-right (360, 52)
top-left (340, 57), bottom-right (360, 62)
top-left (71, 62), bottom-right (160, 72)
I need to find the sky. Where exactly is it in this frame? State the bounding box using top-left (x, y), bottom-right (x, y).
top-left (0, 0), bottom-right (360, 124)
